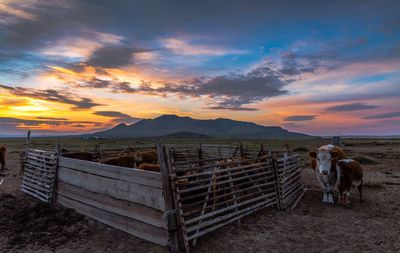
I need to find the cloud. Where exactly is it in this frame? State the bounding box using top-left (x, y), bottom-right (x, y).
top-left (36, 116), bottom-right (69, 121)
top-left (284, 115), bottom-right (316, 121)
top-left (94, 111), bottom-right (140, 124)
top-left (0, 116), bottom-right (102, 128)
top-left (325, 102), bottom-right (380, 112)
top-left (40, 32), bottom-right (123, 59)
top-left (363, 111), bottom-right (400, 119)
top-left (112, 65), bottom-right (288, 109)
top-left (162, 38), bottom-right (247, 56)
top-left (87, 45), bottom-right (151, 68)
top-left (0, 84), bottom-right (101, 109)
top-left (206, 106), bottom-right (259, 111)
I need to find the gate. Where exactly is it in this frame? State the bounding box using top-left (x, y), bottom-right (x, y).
top-left (275, 154), bottom-right (304, 209)
top-left (169, 155), bottom-right (278, 252)
top-left (21, 148), bottom-right (58, 202)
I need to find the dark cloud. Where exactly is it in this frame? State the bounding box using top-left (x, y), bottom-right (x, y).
top-left (0, 84), bottom-right (101, 109)
top-left (206, 106), bottom-right (259, 111)
top-left (284, 115), bottom-right (316, 121)
top-left (94, 111), bottom-right (141, 124)
top-left (112, 66), bottom-right (288, 109)
top-left (363, 111), bottom-right (400, 119)
top-left (326, 102), bottom-right (380, 112)
top-left (87, 46), bottom-right (151, 68)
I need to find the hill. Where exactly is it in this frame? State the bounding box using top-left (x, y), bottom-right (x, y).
top-left (85, 114), bottom-right (311, 139)
top-left (159, 131), bottom-right (213, 139)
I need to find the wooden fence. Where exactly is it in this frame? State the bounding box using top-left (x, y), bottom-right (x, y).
top-left (21, 143), bottom-right (304, 253)
top-left (21, 148), bottom-right (58, 202)
top-left (169, 156), bottom-right (277, 252)
top-left (56, 157), bottom-right (168, 246)
top-left (275, 154), bottom-right (304, 209)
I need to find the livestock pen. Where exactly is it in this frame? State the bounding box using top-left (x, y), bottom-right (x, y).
top-left (21, 142), bottom-right (304, 253)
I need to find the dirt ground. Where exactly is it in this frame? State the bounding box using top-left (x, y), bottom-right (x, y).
top-left (0, 137), bottom-right (399, 253)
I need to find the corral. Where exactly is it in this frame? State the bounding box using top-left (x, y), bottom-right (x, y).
top-left (21, 141), bottom-right (304, 252)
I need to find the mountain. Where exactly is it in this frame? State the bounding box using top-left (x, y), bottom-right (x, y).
top-left (86, 114), bottom-right (311, 139)
top-left (159, 131), bottom-right (213, 139)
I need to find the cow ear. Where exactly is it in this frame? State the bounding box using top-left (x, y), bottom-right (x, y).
top-left (308, 151), bottom-right (317, 160)
top-left (331, 150), bottom-right (339, 159)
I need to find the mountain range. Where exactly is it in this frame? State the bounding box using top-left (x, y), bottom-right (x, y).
top-left (84, 114), bottom-right (310, 139)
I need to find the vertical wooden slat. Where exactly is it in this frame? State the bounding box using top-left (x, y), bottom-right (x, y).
top-left (158, 143), bottom-right (185, 253)
top-left (272, 158), bottom-right (282, 210)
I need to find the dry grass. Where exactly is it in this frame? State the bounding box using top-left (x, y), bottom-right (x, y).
top-left (364, 181), bottom-right (385, 189)
top-left (353, 155), bottom-right (379, 165)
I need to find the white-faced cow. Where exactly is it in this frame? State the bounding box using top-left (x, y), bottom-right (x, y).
top-left (308, 144), bottom-right (347, 204)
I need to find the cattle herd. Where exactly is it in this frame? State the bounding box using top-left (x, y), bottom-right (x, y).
top-left (308, 144), bottom-right (364, 207)
top-left (61, 148), bottom-right (160, 172)
top-left (0, 142), bottom-right (364, 208)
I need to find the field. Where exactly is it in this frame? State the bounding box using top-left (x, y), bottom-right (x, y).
top-left (1, 137), bottom-right (400, 252)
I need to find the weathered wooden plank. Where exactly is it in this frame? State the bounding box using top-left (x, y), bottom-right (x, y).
top-left (57, 181), bottom-right (166, 228)
top-left (186, 197), bottom-right (276, 233)
top-left (178, 171), bottom-right (274, 193)
top-left (158, 143), bottom-right (185, 253)
top-left (184, 192), bottom-right (276, 225)
top-left (59, 157), bottom-right (162, 188)
top-left (57, 195), bottom-right (169, 246)
top-left (21, 183), bottom-right (51, 199)
top-left (174, 162), bottom-right (273, 180)
top-left (181, 181), bottom-right (276, 205)
top-left (21, 187), bottom-right (49, 202)
top-left (182, 186), bottom-right (276, 217)
top-left (58, 166), bottom-right (165, 211)
top-left (186, 198), bottom-right (276, 240)
top-left (22, 179), bottom-right (53, 191)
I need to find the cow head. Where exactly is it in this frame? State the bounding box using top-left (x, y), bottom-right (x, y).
top-left (309, 146), bottom-right (339, 175)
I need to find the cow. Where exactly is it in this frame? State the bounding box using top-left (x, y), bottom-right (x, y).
top-left (134, 150), bottom-right (158, 166)
top-left (101, 155), bottom-right (136, 168)
top-left (61, 148), bottom-right (94, 162)
top-left (337, 159), bottom-right (363, 207)
top-left (62, 152), bottom-right (94, 161)
top-left (0, 145), bottom-right (6, 170)
top-left (308, 144), bottom-right (347, 204)
top-left (138, 163), bottom-right (160, 172)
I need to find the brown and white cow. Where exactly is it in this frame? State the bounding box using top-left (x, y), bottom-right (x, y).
top-left (0, 145), bottom-right (6, 170)
top-left (308, 144), bottom-right (347, 204)
top-left (337, 159), bottom-right (363, 207)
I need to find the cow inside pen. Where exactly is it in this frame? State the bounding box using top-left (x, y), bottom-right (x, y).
top-left (21, 143), bottom-right (304, 253)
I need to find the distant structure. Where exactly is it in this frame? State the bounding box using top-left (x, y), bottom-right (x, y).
top-left (332, 136), bottom-right (341, 146)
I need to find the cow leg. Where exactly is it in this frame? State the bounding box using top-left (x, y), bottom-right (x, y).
top-left (316, 173), bottom-right (328, 204)
top-left (338, 185), bottom-right (344, 204)
top-left (323, 190), bottom-right (328, 204)
top-left (356, 179), bottom-right (364, 203)
top-left (327, 190), bottom-right (334, 204)
top-left (344, 191), bottom-right (351, 208)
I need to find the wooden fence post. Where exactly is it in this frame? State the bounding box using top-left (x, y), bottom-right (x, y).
top-left (52, 143), bottom-right (61, 203)
top-left (157, 143), bottom-right (185, 253)
top-left (272, 158), bottom-right (282, 210)
top-left (21, 130), bottom-right (31, 175)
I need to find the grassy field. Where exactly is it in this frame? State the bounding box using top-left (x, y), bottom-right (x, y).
top-left (0, 137), bottom-right (399, 252)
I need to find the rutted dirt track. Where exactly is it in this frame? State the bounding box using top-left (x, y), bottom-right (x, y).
top-left (0, 138), bottom-right (399, 252)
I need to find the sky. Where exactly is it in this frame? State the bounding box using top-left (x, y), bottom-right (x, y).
top-left (0, 0), bottom-right (399, 136)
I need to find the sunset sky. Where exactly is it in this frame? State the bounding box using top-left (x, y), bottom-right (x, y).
top-left (0, 0), bottom-right (399, 136)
